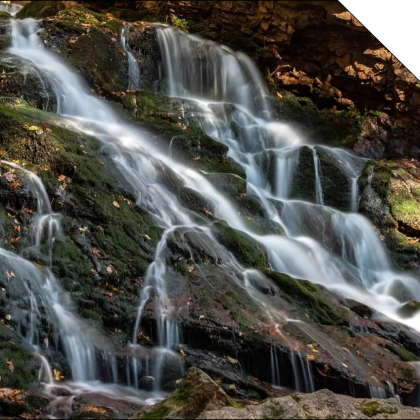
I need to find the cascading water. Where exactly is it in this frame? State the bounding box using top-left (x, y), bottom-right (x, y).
top-left (0, 161), bottom-right (98, 382)
top-left (0, 2), bottom-right (22, 16)
top-left (121, 24), bottom-right (140, 90)
top-left (7, 18), bottom-right (420, 402)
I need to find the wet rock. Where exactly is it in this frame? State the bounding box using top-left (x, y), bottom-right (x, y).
top-left (139, 376), bottom-right (155, 391)
top-left (359, 159), bottom-right (420, 270)
top-left (17, 1), bottom-right (66, 19)
top-left (399, 301), bottom-right (420, 319)
top-left (133, 367), bottom-right (236, 419)
top-left (212, 221), bottom-right (268, 268)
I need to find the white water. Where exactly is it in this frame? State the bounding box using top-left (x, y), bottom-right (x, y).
top-left (0, 2), bottom-right (22, 16)
top-left (7, 19), bottom-right (420, 400)
top-left (121, 24), bottom-right (140, 90)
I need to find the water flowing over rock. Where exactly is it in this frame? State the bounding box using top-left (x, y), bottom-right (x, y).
top-left (2, 1), bottom-right (420, 417)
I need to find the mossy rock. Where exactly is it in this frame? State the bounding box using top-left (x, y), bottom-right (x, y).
top-left (265, 270), bottom-right (340, 325)
top-left (358, 401), bottom-right (381, 417)
top-left (399, 301), bottom-right (420, 319)
top-left (0, 99), bottom-right (161, 336)
top-left (67, 26), bottom-right (126, 93)
top-left (315, 146), bottom-right (351, 211)
top-left (212, 222), bottom-right (268, 268)
top-left (17, 1), bottom-right (66, 19)
top-left (0, 323), bottom-right (39, 389)
top-left (0, 11), bottom-right (11, 20)
top-left (290, 146), bottom-right (316, 203)
top-left (385, 344), bottom-right (419, 362)
top-left (205, 173), bottom-right (247, 200)
top-left (345, 299), bottom-right (374, 319)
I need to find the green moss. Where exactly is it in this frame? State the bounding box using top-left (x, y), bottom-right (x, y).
top-left (358, 401), bottom-right (380, 417)
top-left (227, 395), bottom-right (242, 409)
top-left (212, 221), bottom-right (268, 268)
top-left (17, 1), bottom-right (65, 19)
top-left (385, 344), bottom-right (419, 362)
top-left (265, 271), bottom-right (340, 325)
top-left (67, 26), bottom-right (126, 93)
top-left (24, 395), bottom-right (49, 410)
top-left (141, 405), bottom-right (172, 420)
top-left (399, 301), bottom-right (420, 319)
top-left (0, 323), bottom-right (38, 389)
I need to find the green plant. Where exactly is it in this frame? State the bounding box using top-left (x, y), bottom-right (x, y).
top-left (169, 14), bottom-right (189, 32)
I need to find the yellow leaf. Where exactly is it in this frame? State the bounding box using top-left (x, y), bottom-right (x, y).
top-left (306, 354), bottom-right (315, 362)
top-left (312, 349), bottom-right (319, 353)
top-left (53, 369), bottom-right (64, 381)
top-left (113, 201), bottom-right (120, 209)
top-left (227, 356), bottom-right (239, 364)
top-left (57, 175), bottom-right (67, 182)
top-left (28, 126), bottom-right (39, 131)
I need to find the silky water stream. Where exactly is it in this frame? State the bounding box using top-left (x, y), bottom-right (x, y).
top-left (5, 18), bottom-right (420, 411)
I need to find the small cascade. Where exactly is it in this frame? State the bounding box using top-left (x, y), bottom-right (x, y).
top-left (121, 24), bottom-right (140, 90)
top-left (0, 2), bottom-right (22, 16)
top-left (270, 345), bottom-right (281, 387)
top-left (312, 148), bottom-right (324, 205)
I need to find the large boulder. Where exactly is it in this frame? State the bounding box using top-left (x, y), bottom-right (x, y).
top-left (132, 367), bottom-right (236, 419)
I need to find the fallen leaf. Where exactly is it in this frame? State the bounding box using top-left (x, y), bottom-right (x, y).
top-left (9, 237), bottom-right (20, 245)
top-left (306, 354), bottom-right (315, 362)
top-left (13, 226), bottom-right (21, 234)
top-left (106, 266), bottom-right (113, 274)
top-left (192, 157), bottom-right (201, 161)
top-left (180, 349), bottom-right (186, 357)
top-left (33, 262), bottom-right (44, 268)
top-left (91, 269), bottom-right (98, 275)
top-left (4, 173), bottom-right (15, 183)
top-left (6, 359), bottom-right (14, 372)
top-left (227, 356), bottom-right (239, 364)
top-left (10, 181), bottom-right (19, 190)
top-left (113, 201), bottom-right (120, 209)
top-left (14, 99), bottom-right (20, 105)
top-left (53, 369), bottom-right (64, 381)
top-left (311, 349), bottom-right (319, 353)
top-left (91, 247), bottom-right (105, 259)
top-left (5, 271), bottom-right (15, 279)
top-left (28, 126), bottom-right (39, 131)
top-left (5, 314), bottom-right (11, 321)
top-left (57, 175), bottom-right (67, 182)
top-left (188, 265), bottom-right (194, 273)
top-left (199, 315), bottom-right (205, 320)
top-left (342, 363), bottom-right (348, 368)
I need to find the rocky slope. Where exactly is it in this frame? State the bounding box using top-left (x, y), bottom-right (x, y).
top-left (134, 368), bottom-right (420, 419)
top-left (1, 1), bottom-right (420, 418)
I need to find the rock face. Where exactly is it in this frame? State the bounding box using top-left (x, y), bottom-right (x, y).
top-left (135, 368), bottom-right (420, 420)
top-left (359, 159), bottom-right (420, 271)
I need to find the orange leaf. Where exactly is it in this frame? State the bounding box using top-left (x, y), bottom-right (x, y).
top-left (113, 201), bottom-right (120, 209)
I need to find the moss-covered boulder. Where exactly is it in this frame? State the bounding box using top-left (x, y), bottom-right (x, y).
top-left (133, 368), bottom-right (238, 419)
top-left (212, 222), bottom-right (268, 268)
top-left (17, 1), bottom-right (67, 19)
top-left (359, 159), bottom-right (420, 270)
top-left (399, 301), bottom-right (420, 319)
top-left (290, 146), bottom-right (316, 203)
top-left (0, 323), bottom-right (39, 389)
top-left (315, 146), bottom-right (352, 211)
top-left (265, 270), bottom-right (340, 325)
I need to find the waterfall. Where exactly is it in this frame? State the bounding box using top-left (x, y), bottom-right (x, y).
top-left (0, 162), bottom-right (98, 382)
top-left (312, 148), bottom-right (324, 206)
top-left (7, 18), bottom-right (420, 401)
top-left (121, 24), bottom-right (140, 90)
top-left (0, 2), bottom-right (22, 16)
